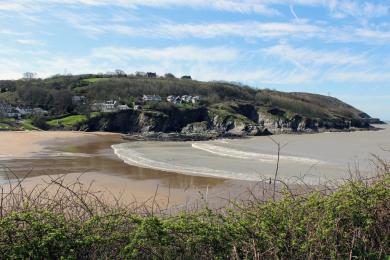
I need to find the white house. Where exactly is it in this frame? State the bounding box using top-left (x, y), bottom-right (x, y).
top-left (101, 100), bottom-right (117, 113)
top-left (16, 107), bottom-right (32, 117)
top-left (166, 95), bottom-right (200, 104)
top-left (191, 96), bottom-right (200, 104)
top-left (90, 100), bottom-right (132, 113)
top-left (143, 95), bottom-right (162, 102)
top-left (91, 100), bottom-right (117, 112)
top-left (166, 95), bottom-right (181, 104)
top-left (118, 104), bottom-right (130, 111)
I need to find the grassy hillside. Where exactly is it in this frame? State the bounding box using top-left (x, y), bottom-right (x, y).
top-left (0, 74), bottom-right (379, 132)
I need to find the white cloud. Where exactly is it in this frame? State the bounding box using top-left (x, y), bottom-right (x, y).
top-left (262, 43), bottom-right (368, 67)
top-left (0, 0), bottom-right (281, 15)
top-left (91, 45), bottom-right (240, 62)
top-left (327, 0), bottom-right (389, 19)
top-left (153, 21), bottom-right (323, 39)
top-left (16, 39), bottom-right (46, 46)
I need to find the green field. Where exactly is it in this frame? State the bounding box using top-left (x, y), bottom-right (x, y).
top-left (47, 115), bottom-right (87, 127)
top-left (20, 119), bottom-right (40, 130)
top-left (0, 122), bottom-right (13, 130)
top-left (47, 113), bottom-right (100, 128)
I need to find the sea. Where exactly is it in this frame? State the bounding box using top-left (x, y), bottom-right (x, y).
top-left (112, 124), bottom-right (390, 185)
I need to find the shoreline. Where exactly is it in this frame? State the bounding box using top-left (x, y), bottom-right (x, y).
top-left (0, 131), bottom-right (263, 207)
top-left (121, 125), bottom-right (385, 142)
top-left (1, 126), bottom-right (389, 206)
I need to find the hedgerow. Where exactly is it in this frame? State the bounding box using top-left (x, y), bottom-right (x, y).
top-left (0, 171), bottom-right (389, 259)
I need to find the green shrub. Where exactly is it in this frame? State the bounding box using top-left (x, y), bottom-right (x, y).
top-left (0, 173), bottom-right (389, 259)
top-left (31, 116), bottom-right (49, 130)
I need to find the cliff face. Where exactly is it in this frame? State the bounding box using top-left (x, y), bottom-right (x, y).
top-left (79, 101), bottom-right (377, 137)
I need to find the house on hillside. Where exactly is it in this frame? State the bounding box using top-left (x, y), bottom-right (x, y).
top-left (191, 96), bottom-right (200, 104)
top-left (91, 100), bottom-right (119, 113)
top-left (72, 95), bottom-right (86, 105)
top-left (16, 107), bottom-right (32, 117)
top-left (143, 95), bottom-right (162, 102)
top-left (0, 102), bottom-right (20, 118)
top-left (0, 102), bottom-right (13, 114)
top-left (118, 104), bottom-right (130, 111)
top-left (166, 95), bottom-right (200, 104)
top-left (167, 95), bottom-right (181, 104)
top-left (32, 108), bottom-right (48, 116)
top-left (101, 100), bottom-right (117, 113)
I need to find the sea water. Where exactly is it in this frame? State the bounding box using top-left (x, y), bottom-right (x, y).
top-left (112, 125), bottom-right (390, 184)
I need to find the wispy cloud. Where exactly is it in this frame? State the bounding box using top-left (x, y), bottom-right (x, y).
top-left (327, 0), bottom-right (389, 19)
top-left (91, 45), bottom-right (240, 62)
top-left (16, 39), bottom-right (46, 46)
top-left (155, 21), bottom-right (322, 39)
top-left (262, 43), bottom-right (368, 67)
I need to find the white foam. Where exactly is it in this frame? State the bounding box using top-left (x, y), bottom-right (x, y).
top-left (191, 143), bottom-right (322, 164)
top-left (111, 143), bottom-right (265, 181)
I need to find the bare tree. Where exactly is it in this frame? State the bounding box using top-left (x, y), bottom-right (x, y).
top-left (115, 69), bottom-right (126, 77)
top-left (22, 72), bottom-right (37, 81)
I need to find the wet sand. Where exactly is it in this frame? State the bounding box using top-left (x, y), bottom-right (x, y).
top-left (0, 131), bottom-right (265, 207)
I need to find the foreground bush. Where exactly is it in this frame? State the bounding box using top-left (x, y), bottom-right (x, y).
top-left (0, 173), bottom-right (389, 259)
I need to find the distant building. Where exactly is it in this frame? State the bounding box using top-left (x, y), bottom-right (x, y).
top-left (191, 96), bottom-right (200, 104)
top-left (181, 75), bottom-right (192, 80)
top-left (91, 100), bottom-right (119, 113)
top-left (0, 102), bottom-right (44, 118)
top-left (166, 95), bottom-right (200, 104)
top-left (143, 95), bottom-right (162, 102)
top-left (32, 108), bottom-right (48, 115)
top-left (118, 104), bottom-right (130, 111)
top-left (102, 100), bottom-right (117, 113)
top-left (72, 95), bottom-right (86, 104)
top-left (167, 95), bottom-right (181, 104)
top-left (0, 102), bottom-right (13, 115)
top-left (146, 72), bottom-right (157, 78)
top-left (15, 107), bottom-right (32, 117)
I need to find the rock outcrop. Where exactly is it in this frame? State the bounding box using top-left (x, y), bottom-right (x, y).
top-left (79, 102), bottom-right (378, 139)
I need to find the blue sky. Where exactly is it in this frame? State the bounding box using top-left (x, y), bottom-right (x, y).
top-left (0, 0), bottom-right (389, 119)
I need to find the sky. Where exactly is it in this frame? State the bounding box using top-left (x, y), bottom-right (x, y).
top-left (0, 0), bottom-right (389, 119)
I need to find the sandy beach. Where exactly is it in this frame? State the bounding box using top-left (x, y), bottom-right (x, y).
top-left (0, 131), bottom-right (118, 158)
top-left (0, 131), bottom-right (262, 207)
top-left (2, 128), bottom-right (387, 208)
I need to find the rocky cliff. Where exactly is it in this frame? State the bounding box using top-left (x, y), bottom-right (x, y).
top-left (79, 100), bottom-right (379, 138)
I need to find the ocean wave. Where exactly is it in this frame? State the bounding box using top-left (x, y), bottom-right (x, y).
top-left (111, 143), bottom-right (264, 181)
top-left (191, 143), bottom-right (322, 164)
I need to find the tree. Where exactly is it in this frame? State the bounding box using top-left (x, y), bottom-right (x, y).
top-left (51, 89), bottom-right (73, 114)
top-left (164, 73), bottom-right (176, 79)
top-left (115, 69), bottom-right (126, 77)
top-left (31, 116), bottom-right (49, 130)
top-left (22, 72), bottom-right (37, 81)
